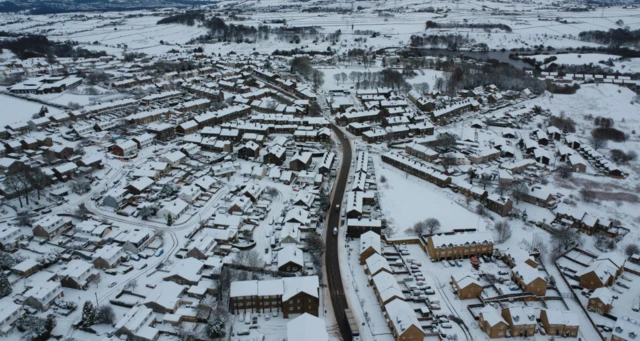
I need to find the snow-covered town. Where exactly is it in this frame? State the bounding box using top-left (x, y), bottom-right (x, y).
top-left (1, 0), bottom-right (640, 340)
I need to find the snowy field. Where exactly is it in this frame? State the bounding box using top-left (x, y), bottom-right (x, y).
top-left (0, 94), bottom-right (61, 126)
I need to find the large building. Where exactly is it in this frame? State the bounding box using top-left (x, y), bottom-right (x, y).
top-left (426, 232), bottom-right (493, 261)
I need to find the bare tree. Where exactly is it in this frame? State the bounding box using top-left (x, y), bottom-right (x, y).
top-left (434, 133), bottom-right (457, 152)
top-left (412, 221), bottom-right (426, 235)
top-left (424, 218), bottom-right (441, 235)
top-left (478, 174), bottom-right (491, 190)
top-left (588, 135), bottom-right (607, 150)
top-left (580, 188), bottom-right (596, 203)
top-left (625, 244), bottom-right (640, 257)
top-left (4, 175), bottom-right (25, 207)
top-left (552, 226), bottom-right (581, 251)
top-left (96, 305), bottom-right (115, 325)
top-left (124, 279), bottom-right (138, 291)
top-left (557, 165), bottom-right (572, 179)
top-left (16, 211), bottom-right (32, 226)
top-left (494, 220), bottom-right (512, 243)
top-left (25, 168), bottom-right (51, 200)
top-left (71, 178), bottom-right (91, 194)
top-left (512, 182), bottom-right (528, 204)
top-left (496, 182), bottom-right (511, 196)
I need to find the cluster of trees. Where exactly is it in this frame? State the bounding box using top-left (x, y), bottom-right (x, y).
top-left (440, 59), bottom-right (546, 96)
top-left (548, 113), bottom-right (577, 133)
top-left (80, 301), bottom-right (116, 328)
top-left (578, 28), bottom-right (640, 47)
top-left (594, 116), bottom-right (614, 128)
top-left (15, 314), bottom-right (56, 341)
top-left (409, 34), bottom-right (473, 50)
top-left (546, 82), bottom-right (580, 94)
top-left (290, 57), bottom-right (324, 89)
top-left (592, 127), bottom-right (627, 143)
top-left (3, 168), bottom-right (52, 208)
top-left (272, 49), bottom-right (333, 57)
top-left (0, 34), bottom-right (106, 60)
top-left (410, 218), bottom-right (441, 235)
top-left (610, 149), bottom-right (637, 164)
top-left (194, 16), bottom-right (327, 45)
top-left (425, 21), bottom-right (512, 33)
top-left (157, 12), bottom-right (205, 26)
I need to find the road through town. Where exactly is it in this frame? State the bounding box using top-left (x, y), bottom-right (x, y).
top-left (325, 123), bottom-right (353, 341)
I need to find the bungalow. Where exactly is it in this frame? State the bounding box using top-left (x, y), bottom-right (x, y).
top-left (60, 259), bottom-right (99, 290)
top-left (143, 281), bottom-right (186, 314)
top-left (0, 300), bottom-right (22, 336)
top-left (103, 188), bottom-right (129, 209)
top-left (32, 215), bottom-right (72, 239)
top-left (114, 306), bottom-right (158, 341)
top-left (228, 196), bottom-right (252, 214)
top-left (178, 185), bottom-right (202, 204)
top-left (163, 258), bottom-right (204, 286)
top-left (157, 198), bottom-right (189, 220)
top-left (93, 244), bottom-right (126, 269)
top-left (568, 154), bottom-right (587, 173)
top-left (160, 151), bottom-right (187, 168)
top-left (0, 226), bottom-right (24, 251)
top-left (23, 282), bottom-right (64, 311)
top-left (11, 259), bottom-right (40, 277)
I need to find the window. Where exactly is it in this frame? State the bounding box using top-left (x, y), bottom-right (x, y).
top-left (289, 306), bottom-right (293, 311)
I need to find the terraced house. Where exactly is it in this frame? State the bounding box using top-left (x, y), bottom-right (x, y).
top-left (426, 232), bottom-right (494, 261)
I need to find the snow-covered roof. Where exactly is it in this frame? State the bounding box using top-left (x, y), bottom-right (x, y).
top-left (430, 232), bottom-right (493, 248)
top-left (144, 281), bottom-right (184, 310)
top-left (115, 305), bottom-right (155, 333)
top-left (372, 271), bottom-right (403, 303)
top-left (385, 299), bottom-right (423, 336)
top-left (277, 245), bottom-right (303, 268)
top-left (480, 305), bottom-right (507, 327)
top-left (504, 306), bottom-right (537, 326)
top-left (282, 276), bottom-right (319, 301)
top-left (612, 317), bottom-right (640, 341)
top-left (365, 253), bottom-right (391, 275)
top-left (287, 313), bottom-right (328, 341)
top-left (360, 231), bottom-right (381, 256)
top-left (24, 281), bottom-right (62, 301)
top-left (543, 309), bottom-right (579, 326)
top-left (128, 177), bottom-right (154, 192)
top-left (596, 252), bottom-right (625, 269)
top-left (512, 262), bottom-right (545, 285)
top-left (590, 287), bottom-right (613, 306)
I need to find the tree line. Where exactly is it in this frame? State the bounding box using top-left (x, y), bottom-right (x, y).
top-left (409, 34), bottom-right (474, 51)
top-left (0, 34), bottom-right (106, 60)
top-left (156, 12), bottom-right (205, 26)
top-left (578, 28), bottom-right (640, 48)
top-left (425, 21), bottom-right (512, 33)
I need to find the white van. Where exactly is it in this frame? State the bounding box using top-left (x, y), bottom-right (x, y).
top-left (333, 227), bottom-right (338, 236)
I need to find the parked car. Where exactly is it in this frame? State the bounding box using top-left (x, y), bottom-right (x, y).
top-left (108, 282), bottom-right (117, 288)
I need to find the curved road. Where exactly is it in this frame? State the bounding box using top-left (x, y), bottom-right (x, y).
top-left (325, 123), bottom-right (353, 341)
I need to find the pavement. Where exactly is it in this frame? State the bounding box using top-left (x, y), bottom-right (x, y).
top-left (325, 123), bottom-right (354, 341)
